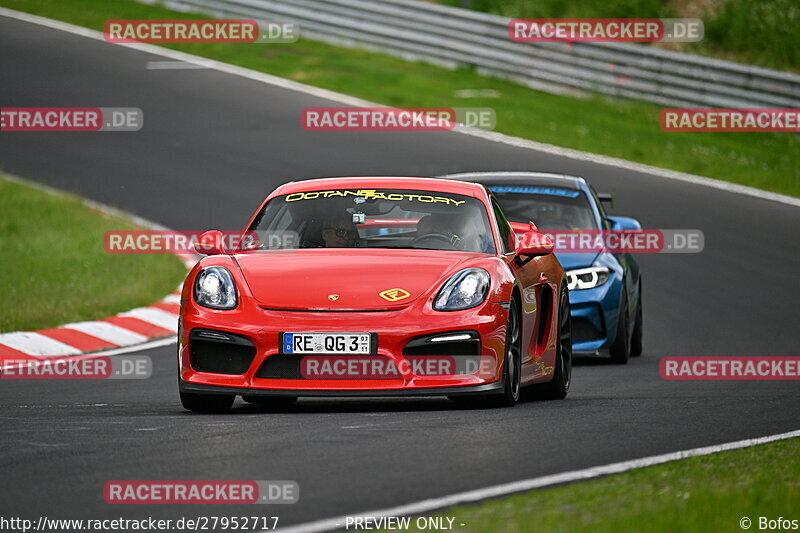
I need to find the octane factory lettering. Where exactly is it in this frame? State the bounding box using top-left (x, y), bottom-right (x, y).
top-left (285, 189), bottom-right (465, 205)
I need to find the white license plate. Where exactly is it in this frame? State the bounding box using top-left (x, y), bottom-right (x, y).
top-left (282, 333), bottom-right (372, 354)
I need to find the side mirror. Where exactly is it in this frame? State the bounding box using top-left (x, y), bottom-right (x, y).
top-left (195, 230), bottom-right (225, 255)
top-left (510, 221), bottom-right (537, 234)
top-left (516, 230), bottom-right (554, 256)
top-left (606, 216), bottom-right (642, 231)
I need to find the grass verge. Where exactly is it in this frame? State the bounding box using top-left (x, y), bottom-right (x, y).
top-left (0, 175), bottom-right (186, 332)
top-left (0, 0), bottom-right (798, 197)
top-left (383, 437), bottom-right (800, 533)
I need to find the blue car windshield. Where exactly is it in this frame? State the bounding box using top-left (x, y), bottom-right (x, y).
top-left (488, 186), bottom-right (598, 230)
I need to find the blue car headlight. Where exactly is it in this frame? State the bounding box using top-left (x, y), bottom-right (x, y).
top-left (193, 266), bottom-right (238, 309)
top-left (434, 268), bottom-right (490, 311)
top-left (566, 266), bottom-right (610, 291)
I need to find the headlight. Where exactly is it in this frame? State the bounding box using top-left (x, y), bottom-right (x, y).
top-left (194, 266), bottom-right (238, 309)
top-left (566, 266), bottom-right (610, 291)
top-left (434, 268), bottom-right (490, 311)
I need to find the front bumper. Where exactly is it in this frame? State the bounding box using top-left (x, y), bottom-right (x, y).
top-left (179, 298), bottom-right (509, 395)
top-left (179, 379), bottom-right (505, 397)
top-left (568, 275), bottom-right (622, 354)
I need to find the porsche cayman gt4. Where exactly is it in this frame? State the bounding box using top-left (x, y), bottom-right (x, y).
top-left (178, 177), bottom-right (572, 411)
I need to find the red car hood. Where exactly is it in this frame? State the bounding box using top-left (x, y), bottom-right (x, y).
top-left (234, 249), bottom-right (482, 310)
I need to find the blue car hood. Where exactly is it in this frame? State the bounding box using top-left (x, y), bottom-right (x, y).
top-left (555, 252), bottom-right (600, 270)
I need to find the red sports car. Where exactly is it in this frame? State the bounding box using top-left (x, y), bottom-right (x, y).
top-left (178, 177), bottom-right (571, 411)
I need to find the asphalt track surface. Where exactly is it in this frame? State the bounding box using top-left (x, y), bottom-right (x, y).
top-left (1, 14), bottom-right (799, 528)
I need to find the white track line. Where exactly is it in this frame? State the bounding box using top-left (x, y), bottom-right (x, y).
top-left (0, 332), bottom-right (82, 357)
top-left (272, 429), bottom-right (800, 533)
top-left (118, 308), bottom-right (179, 331)
top-left (62, 321), bottom-right (148, 346)
top-left (0, 337), bottom-right (178, 372)
top-left (88, 336), bottom-right (176, 357)
top-left (1, 7), bottom-right (798, 209)
top-left (146, 60), bottom-right (212, 70)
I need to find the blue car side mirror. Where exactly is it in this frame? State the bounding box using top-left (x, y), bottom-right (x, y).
top-left (606, 216), bottom-right (642, 231)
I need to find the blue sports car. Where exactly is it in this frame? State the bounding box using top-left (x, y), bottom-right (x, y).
top-left (445, 172), bottom-right (643, 364)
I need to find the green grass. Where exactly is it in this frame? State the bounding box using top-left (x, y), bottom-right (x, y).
top-left (381, 437), bottom-right (800, 533)
top-left (439, 0), bottom-right (800, 72)
top-left (0, 175), bottom-right (186, 332)
top-left (698, 0), bottom-right (800, 72)
top-left (1, 0), bottom-right (798, 197)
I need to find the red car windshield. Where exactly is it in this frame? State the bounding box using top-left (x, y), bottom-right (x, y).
top-left (246, 188), bottom-right (497, 253)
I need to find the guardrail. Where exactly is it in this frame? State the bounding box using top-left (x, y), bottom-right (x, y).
top-left (161, 0), bottom-right (800, 108)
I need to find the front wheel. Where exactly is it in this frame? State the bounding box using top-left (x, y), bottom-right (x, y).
top-left (609, 291), bottom-right (630, 364)
top-left (180, 391), bottom-right (234, 413)
top-left (451, 298), bottom-right (521, 408)
top-left (488, 297), bottom-right (522, 407)
top-left (630, 281), bottom-right (643, 357)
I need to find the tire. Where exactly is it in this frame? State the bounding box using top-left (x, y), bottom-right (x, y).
top-left (609, 290), bottom-right (630, 364)
top-left (451, 298), bottom-right (521, 408)
top-left (529, 285), bottom-right (571, 400)
top-left (489, 297), bottom-right (522, 407)
top-left (630, 281), bottom-right (643, 357)
top-left (179, 391), bottom-right (234, 413)
top-left (242, 395), bottom-right (298, 409)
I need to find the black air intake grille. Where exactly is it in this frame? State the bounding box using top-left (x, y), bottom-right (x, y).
top-left (572, 317), bottom-right (604, 341)
top-left (189, 329), bottom-right (256, 375)
top-left (257, 355), bottom-right (303, 379)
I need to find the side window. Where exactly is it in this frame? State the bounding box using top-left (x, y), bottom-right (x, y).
top-left (491, 197), bottom-right (514, 254)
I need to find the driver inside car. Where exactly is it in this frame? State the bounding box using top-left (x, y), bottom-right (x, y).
top-left (414, 214), bottom-right (465, 249)
top-left (321, 212), bottom-right (359, 248)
